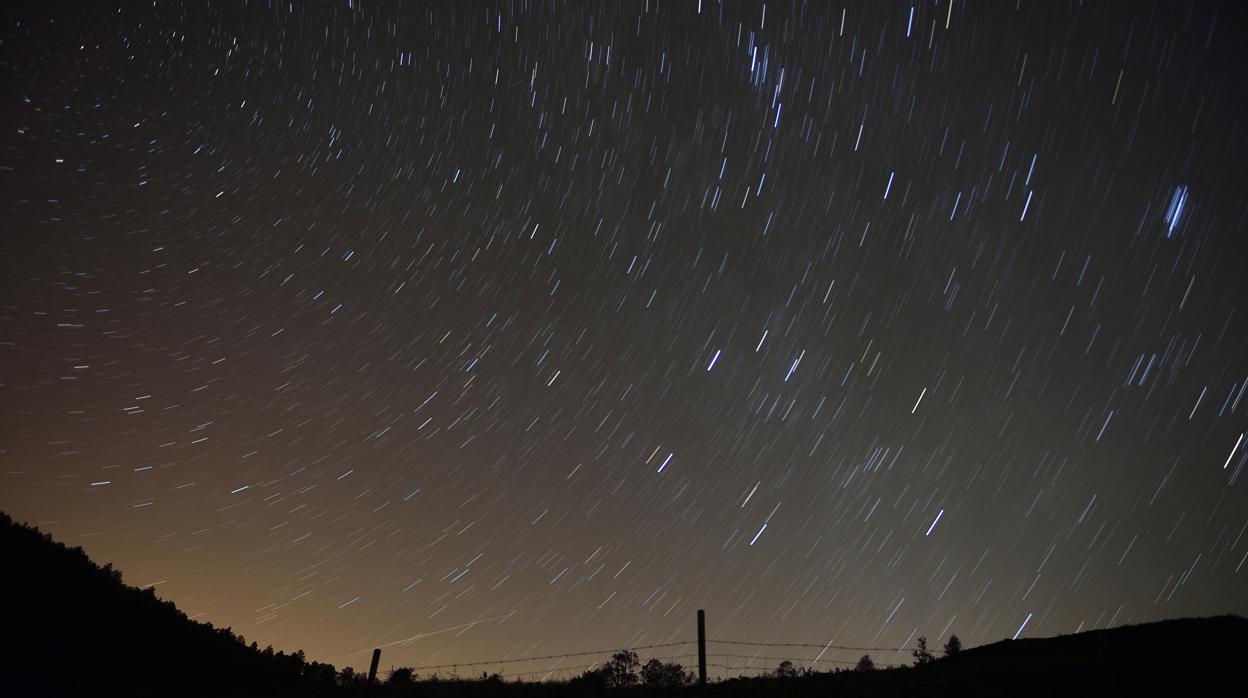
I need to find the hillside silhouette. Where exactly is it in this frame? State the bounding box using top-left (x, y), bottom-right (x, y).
top-left (1, 511), bottom-right (339, 697)
top-left (3, 510), bottom-right (1245, 697)
top-left (708, 615), bottom-right (1248, 698)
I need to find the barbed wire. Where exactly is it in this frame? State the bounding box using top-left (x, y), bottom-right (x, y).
top-left (489, 661), bottom-right (602, 680)
top-left (400, 640), bottom-right (695, 672)
top-left (398, 636), bottom-right (945, 673)
top-left (701, 653), bottom-right (865, 666)
top-left (416, 653), bottom-right (902, 682)
top-left (399, 641), bottom-right (928, 681)
top-left (704, 661), bottom-right (903, 673)
top-left (708, 638), bottom-right (935, 653)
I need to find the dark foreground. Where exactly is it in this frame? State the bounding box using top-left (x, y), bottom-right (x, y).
top-left (4, 511), bottom-right (1244, 697)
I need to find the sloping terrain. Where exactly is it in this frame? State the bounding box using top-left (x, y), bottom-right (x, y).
top-left (4, 509), bottom-right (1243, 697)
top-left (1, 511), bottom-right (337, 697)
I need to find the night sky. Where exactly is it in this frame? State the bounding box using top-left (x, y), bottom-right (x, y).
top-left (3, 0), bottom-right (1247, 680)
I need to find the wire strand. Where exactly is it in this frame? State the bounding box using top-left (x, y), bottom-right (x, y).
top-left (401, 640), bottom-right (695, 672)
top-left (394, 637), bottom-right (947, 674)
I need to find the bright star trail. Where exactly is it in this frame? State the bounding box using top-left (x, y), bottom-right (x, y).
top-left (1, 0), bottom-right (1246, 678)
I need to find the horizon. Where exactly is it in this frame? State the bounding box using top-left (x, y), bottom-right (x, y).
top-left (8, 510), bottom-right (1244, 685)
top-left (2, 0), bottom-right (1246, 681)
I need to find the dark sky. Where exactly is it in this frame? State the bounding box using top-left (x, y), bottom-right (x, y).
top-left (3, 0), bottom-right (1247, 679)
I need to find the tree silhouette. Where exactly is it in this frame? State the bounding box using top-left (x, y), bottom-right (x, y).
top-left (338, 666), bottom-right (360, 687)
top-left (571, 667), bottom-right (607, 690)
top-left (913, 637), bottom-right (935, 665)
top-left (600, 649), bottom-right (641, 688)
top-left (772, 659), bottom-right (799, 678)
top-left (856, 654), bottom-right (876, 671)
top-left (640, 658), bottom-right (692, 688)
top-left (387, 667), bottom-right (415, 687)
top-left (304, 661), bottom-right (337, 686)
top-left (944, 634), bottom-right (963, 656)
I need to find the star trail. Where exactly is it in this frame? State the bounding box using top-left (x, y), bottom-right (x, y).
top-left (2, 0), bottom-right (1247, 679)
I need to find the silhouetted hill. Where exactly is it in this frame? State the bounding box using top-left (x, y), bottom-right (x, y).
top-left (709, 615), bottom-right (1248, 698)
top-left (1, 511), bottom-right (339, 697)
top-left (917, 615), bottom-right (1247, 697)
top-left (3, 509), bottom-right (1244, 697)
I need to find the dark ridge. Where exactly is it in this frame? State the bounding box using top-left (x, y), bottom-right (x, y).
top-left (1, 511), bottom-right (339, 697)
top-left (4, 509), bottom-right (1244, 697)
top-left (710, 615), bottom-right (1248, 698)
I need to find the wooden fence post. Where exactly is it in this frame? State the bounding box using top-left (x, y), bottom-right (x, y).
top-left (697, 609), bottom-right (707, 685)
top-left (364, 648), bottom-right (381, 696)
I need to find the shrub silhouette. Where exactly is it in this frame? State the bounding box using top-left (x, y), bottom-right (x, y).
top-left (600, 649), bottom-right (641, 687)
top-left (944, 634), bottom-right (963, 656)
top-left (571, 666), bottom-right (608, 690)
top-left (387, 667), bottom-right (416, 687)
top-left (772, 659), bottom-right (799, 678)
top-left (912, 636), bottom-right (935, 665)
top-left (640, 658), bottom-right (692, 688)
top-left (338, 666), bottom-right (362, 688)
top-left (856, 654), bottom-right (875, 672)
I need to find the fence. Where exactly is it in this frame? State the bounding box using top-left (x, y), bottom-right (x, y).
top-left (360, 609), bottom-right (942, 685)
